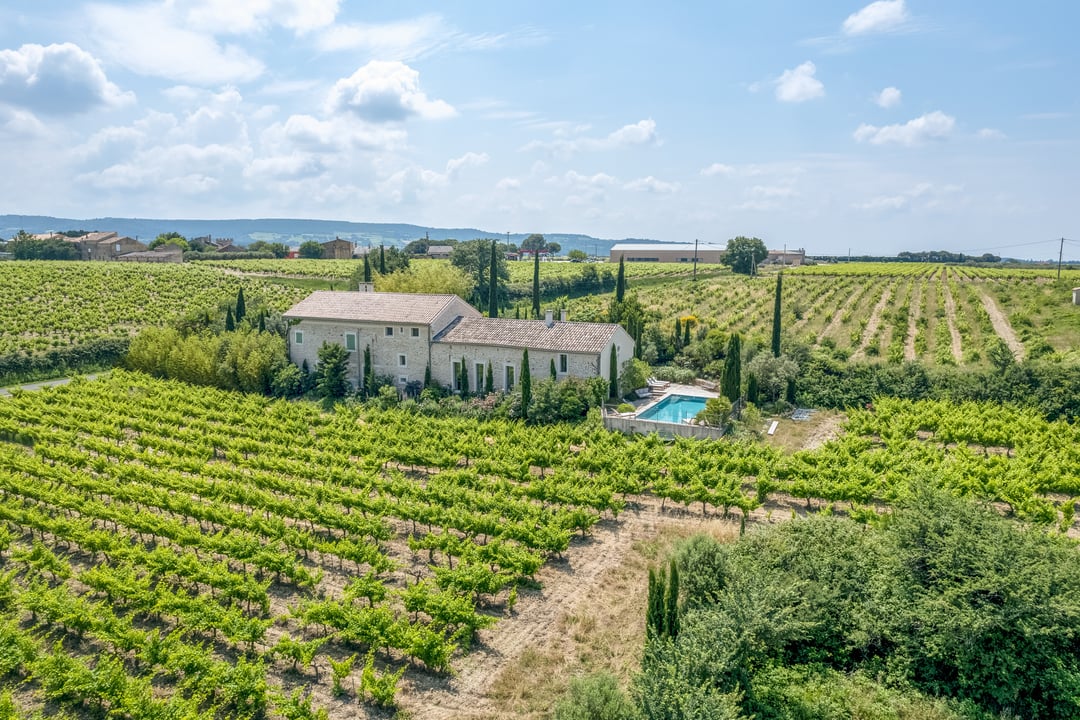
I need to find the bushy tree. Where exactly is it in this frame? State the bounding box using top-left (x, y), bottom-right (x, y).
top-left (746, 352), bottom-right (798, 403)
top-left (298, 240), bottom-right (322, 259)
top-left (723, 236), bottom-right (768, 275)
top-left (149, 232), bottom-right (189, 251)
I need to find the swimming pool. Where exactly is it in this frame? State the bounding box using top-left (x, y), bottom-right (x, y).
top-left (636, 394), bottom-right (708, 424)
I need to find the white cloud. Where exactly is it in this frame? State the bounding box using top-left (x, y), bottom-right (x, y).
top-left (496, 177), bottom-right (520, 191)
top-left (0, 43), bottom-right (133, 115)
top-left (317, 14), bottom-right (547, 59)
top-left (977, 127), bottom-right (1006, 140)
top-left (521, 119), bottom-right (657, 156)
top-left (445, 151), bottom-right (489, 177)
top-left (0, 106), bottom-right (48, 137)
top-left (875, 86), bottom-right (901, 108)
top-left (624, 176), bottom-right (679, 194)
top-left (325, 61), bottom-right (455, 122)
top-left (775, 61), bottom-right (824, 103)
top-left (245, 153), bottom-right (327, 180)
top-left (854, 182), bottom-right (962, 211)
top-left (86, 4), bottom-right (264, 84)
top-left (182, 0), bottom-right (340, 35)
top-left (843, 0), bottom-right (908, 35)
top-left (853, 111), bottom-right (955, 145)
top-left (701, 163), bottom-right (735, 176)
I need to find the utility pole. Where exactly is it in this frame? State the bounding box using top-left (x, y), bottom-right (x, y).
top-left (693, 238), bottom-right (699, 281)
top-left (1058, 237), bottom-right (1065, 281)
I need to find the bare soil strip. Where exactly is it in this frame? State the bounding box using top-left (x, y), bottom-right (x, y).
top-left (904, 282), bottom-right (924, 362)
top-left (818, 290), bottom-right (860, 344)
top-left (850, 287), bottom-right (893, 361)
top-left (940, 278), bottom-right (964, 363)
top-left (978, 290), bottom-right (1026, 361)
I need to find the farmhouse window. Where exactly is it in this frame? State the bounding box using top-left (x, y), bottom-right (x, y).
top-left (294, 330), bottom-right (303, 345)
top-left (345, 333), bottom-right (357, 352)
top-left (411, 327), bottom-right (420, 337)
top-left (398, 354), bottom-right (407, 367)
top-left (559, 354), bottom-right (568, 373)
top-left (385, 327), bottom-right (393, 337)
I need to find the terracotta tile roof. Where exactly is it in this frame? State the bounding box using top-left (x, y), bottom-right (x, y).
top-left (434, 317), bottom-right (620, 354)
top-left (283, 291), bottom-right (479, 325)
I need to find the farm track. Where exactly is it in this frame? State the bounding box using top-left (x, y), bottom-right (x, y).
top-left (904, 282), bottom-right (924, 362)
top-left (940, 278), bottom-right (964, 363)
top-left (850, 287), bottom-right (893, 361)
top-left (977, 290), bottom-right (1026, 361)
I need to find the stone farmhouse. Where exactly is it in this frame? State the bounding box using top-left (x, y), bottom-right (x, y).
top-left (321, 238), bottom-right (355, 259)
top-left (283, 291), bottom-right (635, 393)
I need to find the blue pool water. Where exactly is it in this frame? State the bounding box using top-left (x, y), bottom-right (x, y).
top-left (637, 394), bottom-right (708, 424)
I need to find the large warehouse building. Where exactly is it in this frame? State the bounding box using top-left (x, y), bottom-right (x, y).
top-left (609, 242), bottom-right (727, 263)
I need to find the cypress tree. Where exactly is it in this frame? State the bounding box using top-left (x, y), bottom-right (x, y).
top-left (747, 372), bottom-right (759, 405)
top-left (225, 307), bottom-right (235, 332)
top-left (424, 364), bottom-right (432, 388)
top-left (550, 358), bottom-right (557, 380)
top-left (459, 357), bottom-right (469, 396)
top-left (488, 240), bottom-right (499, 317)
top-left (608, 345), bottom-right (619, 399)
top-left (673, 317), bottom-right (682, 350)
top-left (786, 378), bottom-right (797, 404)
top-left (520, 349), bottom-right (531, 418)
top-left (235, 287), bottom-right (246, 323)
top-left (515, 305), bottom-right (520, 319)
top-left (363, 253), bottom-right (371, 283)
top-left (772, 271), bottom-right (783, 357)
top-left (532, 249), bottom-right (541, 319)
top-left (682, 318), bottom-right (691, 348)
top-left (363, 345), bottom-right (373, 397)
top-left (485, 361), bottom-right (494, 394)
top-left (257, 313), bottom-right (266, 333)
top-left (665, 559), bottom-right (680, 639)
top-left (721, 333), bottom-right (742, 403)
top-left (615, 255), bottom-right (626, 303)
top-left (379, 245), bottom-right (386, 274)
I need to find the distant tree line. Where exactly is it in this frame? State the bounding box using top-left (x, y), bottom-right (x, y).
top-left (807, 250), bottom-right (1002, 263)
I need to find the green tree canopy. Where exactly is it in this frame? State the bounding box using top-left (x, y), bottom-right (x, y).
top-left (373, 263), bottom-right (475, 298)
top-left (450, 239), bottom-right (509, 310)
top-left (567, 248), bottom-right (588, 262)
top-left (149, 232), bottom-right (189, 251)
top-left (316, 342), bottom-right (350, 399)
top-left (723, 236), bottom-right (768, 275)
top-left (298, 240), bottom-right (322, 259)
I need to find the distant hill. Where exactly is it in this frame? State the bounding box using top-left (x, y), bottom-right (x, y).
top-left (0, 215), bottom-right (668, 256)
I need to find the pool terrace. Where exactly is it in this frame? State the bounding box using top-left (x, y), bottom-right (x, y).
top-left (603, 383), bottom-right (726, 440)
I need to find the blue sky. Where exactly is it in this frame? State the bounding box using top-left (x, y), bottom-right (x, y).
top-left (0, 1), bottom-right (1077, 257)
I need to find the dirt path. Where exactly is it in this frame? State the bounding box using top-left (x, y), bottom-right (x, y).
top-left (977, 290), bottom-right (1026, 361)
top-left (940, 276), bottom-right (964, 363)
top-left (849, 287), bottom-right (892, 361)
top-left (400, 496), bottom-right (745, 720)
top-left (904, 282), bottom-right (924, 362)
top-left (818, 289), bottom-right (860, 344)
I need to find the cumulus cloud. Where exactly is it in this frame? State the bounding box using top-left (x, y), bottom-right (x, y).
top-left (775, 61), bottom-right (824, 103)
top-left (700, 163), bottom-right (735, 176)
top-left (0, 43), bottom-right (133, 114)
top-left (445, 151), bottom-right (488, 177)
top-left (875, 86), bottom-right (901, 108)
top-left (325, 61), bottom-right (455, 122)
top-left (624, 176), bottom-right (679, 194)
top-left (245, 153), bottom-right (327, 181)
top-left (521, 119), bottom-right (657, 156)
top-left (842, 0), bottom-right (908, 35)
top-left (496, 177), bottom-right (520, 191)
top-left (87, 4), bottom-right (264, 84)
top-left (854, 111), bottom-right (955, 145)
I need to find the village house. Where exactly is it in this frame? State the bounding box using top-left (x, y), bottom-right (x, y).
top-left (283, 291), bottom-right (635, 393)
top-left (424, 245), bottom-right (454, 260)
top-left (72, 232), bottom-right (147, 261)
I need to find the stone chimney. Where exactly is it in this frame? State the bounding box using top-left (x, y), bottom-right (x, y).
top-left (545, 309), bottom-right (554, 327)
top-left (560, 309), bottom-right (567, 322)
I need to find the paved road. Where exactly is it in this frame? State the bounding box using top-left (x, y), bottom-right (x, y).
top-left (0, 372), bottom-right (105, 397)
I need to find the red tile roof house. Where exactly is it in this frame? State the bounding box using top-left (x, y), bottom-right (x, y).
top-left (282, 291), bottom-right (635, 394)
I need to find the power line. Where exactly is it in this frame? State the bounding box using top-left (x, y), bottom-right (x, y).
top-left (964, 237), bottom-right (1075, 253)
